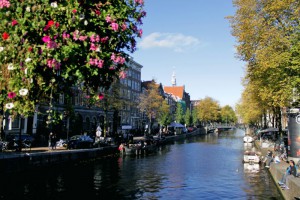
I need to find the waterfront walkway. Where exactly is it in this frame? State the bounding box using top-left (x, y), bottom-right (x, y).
top-left (256, 141), bottom-right (300, 200)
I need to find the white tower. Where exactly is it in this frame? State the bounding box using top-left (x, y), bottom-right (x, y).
top-left (171, 71), bottom-right (176, 86)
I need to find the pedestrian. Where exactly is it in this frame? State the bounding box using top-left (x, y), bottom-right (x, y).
top-left (50, 132), bottom-right (57, 150)
top-left (278, 160), bottom-right (297, 189)
top-left (48, 132), bottom-right (53, 150)
top-left (265, 150), bottom-right (273, 168)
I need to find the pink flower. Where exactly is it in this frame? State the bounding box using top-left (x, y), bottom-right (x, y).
top-left (96, 35), bottom-right (100, 42)
top-left (109, 66), bottom-right (115, 70)
top-left (62, 32), bottom-right (70, 40)
top-left (119, 71), bottom-right (127, 79)
top-left (11, 19), bottom-right (18, 26)
top-left (98, 93), bottom-right (104, 100)
top-left (47, 41), bottom-right (57, 49)
top-left (0, 0), bottom-right (10, 8)
top-left (89, 58), bottom-right (95, 65)
top-left (72, 30), bottom-right (79, 41)
top-left (100, 36), bottom-right (108, 43)
top-left (111, 53), bottom-right (116, 61)
top-left (7, 92), bottom-right (16, 99)
top-left (138, 29), bottom-right (143, 37)
top-left (42, 36), bottom-right (51, 43)
top-left (121, 23), bottom-right (127, 31)
top-left (90, 34), bottom-right (96, 42)
top-left (135, 0), bottom-right (144, 4)
top-left (111, 22), bottom-right (119, 31)
top-left (97, 60), bottom-right (104, 68)
top-left (47, 58), bottom-right (61, 69)
top-left (72, 9), bottom-right (77, 13)
top-left (89, 43), bottom-right (97, 51)
top-left (105, 15), bottom-right (111, 23)
top-left (79, 35), bottom-right (87, 41)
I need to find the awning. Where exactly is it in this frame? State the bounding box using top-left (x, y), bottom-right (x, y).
top-left (168, 122), bottom-right (185, 128)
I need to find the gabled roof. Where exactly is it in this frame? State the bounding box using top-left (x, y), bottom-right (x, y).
top-left (164, 86), bottom-right (184, 99)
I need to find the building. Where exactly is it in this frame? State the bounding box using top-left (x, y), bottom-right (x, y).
top-left (163, 72), bottom-right (191, 113)
top-left (119, 58), bottom-right (143, 130)
top-left (2, 58), bottom-right (143, 144)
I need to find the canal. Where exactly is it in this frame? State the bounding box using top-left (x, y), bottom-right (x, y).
top-left (0, 129), bottom-right (283, 200)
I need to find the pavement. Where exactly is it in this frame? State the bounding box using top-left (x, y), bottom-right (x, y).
top-left (0, 146), bottom-right (67, 159)
top-left (254, 140), bottom-right (300, 200)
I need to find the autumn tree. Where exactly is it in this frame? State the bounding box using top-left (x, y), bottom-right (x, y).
top-left (196, 97), bottom-right (220, 125)
top-left (228, 0), bottom-right (300, 129)
top-left (220, 105), bottom-right (237, 125)
top-left (138, 81), bottom-right (167, 134)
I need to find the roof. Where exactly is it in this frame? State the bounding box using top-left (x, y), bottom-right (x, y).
top-left (164, 86), bottom-right (184, 99)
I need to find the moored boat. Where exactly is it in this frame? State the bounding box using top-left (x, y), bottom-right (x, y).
top-left (243, 151), bottom-right (261, 164)
top-left (243, 135), bottom-right (254, 143)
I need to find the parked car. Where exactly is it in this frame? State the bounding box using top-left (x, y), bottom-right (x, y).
top-left (67, 135), bottom-right (94, 149)
top-left (5, 134), bottom-right (35, 150)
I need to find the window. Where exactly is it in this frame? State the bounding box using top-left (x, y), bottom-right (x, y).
top-left (59, 93), bottom-right (64, 104)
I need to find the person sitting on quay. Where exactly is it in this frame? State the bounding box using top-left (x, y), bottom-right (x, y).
top-left (278, 160), bottom-right (297, 190)
top-left (264, 150), bottom-right (273, 168)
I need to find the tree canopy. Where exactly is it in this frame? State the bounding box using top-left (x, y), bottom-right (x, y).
top-left (0, 0), bottom-right (145, 116)
top-left (228, 0), bottom-right (300, 125)
top-left (196, 96), bottom-right (220, 124)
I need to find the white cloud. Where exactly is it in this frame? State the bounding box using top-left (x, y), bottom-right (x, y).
top-left (138, 32), bottom-right (201, 52)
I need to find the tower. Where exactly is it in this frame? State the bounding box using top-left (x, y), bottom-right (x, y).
top-left (171, 71), bottom-right (176, 86)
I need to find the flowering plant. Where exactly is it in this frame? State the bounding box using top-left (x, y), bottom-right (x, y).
top-left (0, 0), bottom-right (145, 116)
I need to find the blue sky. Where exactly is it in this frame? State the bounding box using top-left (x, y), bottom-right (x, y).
top-left (132, 0), bottom-right (245, 108)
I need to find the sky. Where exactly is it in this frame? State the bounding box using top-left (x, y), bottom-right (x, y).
top-left (132, 0), bottom-right (245, 108)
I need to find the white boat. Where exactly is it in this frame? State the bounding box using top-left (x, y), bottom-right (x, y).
top-left (243, 151), bottom-right (260, 164)
top-left (243, 135), bottom-right (254, 143)
top-left (244, 163), bottom-right (260, 173)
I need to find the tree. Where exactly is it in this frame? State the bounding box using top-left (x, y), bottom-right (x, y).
top-left (220, 105), bottom-right (237, 125)
top-left (93, 80), bottom-right (124, 136)
top-left (228, 0), bottom-right (300, 125)
top-left (192, 109), bottom-right (198, 126)
top-left (196, 97), bottom-right (220, 125)
top-left (184, 108), bottom-right (192, 127)
top-left (0, 0), bottom-right (145, 118)
top-left (137, 81), bottom-right (166, 134)
top-left (175, 102), bottom-right (185, 125)
top-left (157, 100), bottom-right (171, 128)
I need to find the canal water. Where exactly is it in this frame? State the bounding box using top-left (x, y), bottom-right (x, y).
top-left (0, 129), bottom-right (283, 200)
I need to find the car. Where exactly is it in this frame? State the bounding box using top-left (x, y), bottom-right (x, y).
top-left (5, 134), bottom-right (35, 149)
top-left (67, 135), bottom-right (94, 149)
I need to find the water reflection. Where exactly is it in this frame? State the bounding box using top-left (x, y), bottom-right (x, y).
top-left (0, 129), bottom-right (283, 200)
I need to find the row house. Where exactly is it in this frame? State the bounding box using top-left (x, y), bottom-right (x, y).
top-left (2, 58), bottom-right (143, 143)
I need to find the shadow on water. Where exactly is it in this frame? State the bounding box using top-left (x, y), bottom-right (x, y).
top-left (0, 129), bottom-right (283, 200)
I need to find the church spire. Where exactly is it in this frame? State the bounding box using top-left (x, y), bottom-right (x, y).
top-left (171, 71), bottom-right (176, 86)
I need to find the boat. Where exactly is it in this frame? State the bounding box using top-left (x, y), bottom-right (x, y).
top-left (243, 151), bottom-right (261, 164)
top-left (123, 143), bottom-right (143, 155)
top-left (243, 135), bottom-right (254, 143)
top-left (122, 137), bottom-right (157, 156)
top-left (243, 163), bottom-right (260, 173)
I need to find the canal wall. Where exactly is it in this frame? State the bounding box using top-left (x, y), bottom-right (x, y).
top-left (0, 146), bottom-right (118, 174)
top-left (0, 128), bottom-right (206, 174)
top-left (254, 140), bottom-right (300, 200)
